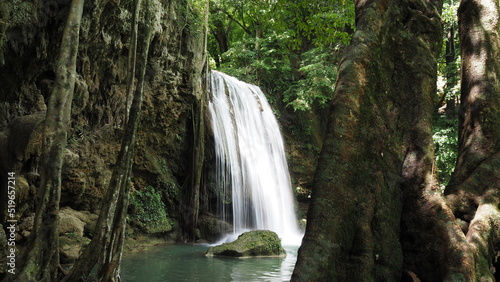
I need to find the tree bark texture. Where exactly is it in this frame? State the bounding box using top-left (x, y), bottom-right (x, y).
top-left (124, 0), bottom-right (142, 126)
top-left (402, 1), bottom-right (500, 280)
top-left (444, 0), bottom-right (500, 279)
top-left (96, 1), bottom-right (152, 280)
top-left (14, 1), bottom-right (84, 281)
top-left (292, 0), bottom-right (443, 281)
top-left (60, 1), bottom-right (153, 281)
top-left (61, 1), bottom-right (153, 281)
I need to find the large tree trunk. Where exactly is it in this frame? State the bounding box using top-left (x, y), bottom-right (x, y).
top-left (292, 0), bottom-right (443, 281)
top-left (14, 1), bottom-right (84, 281)
top-left (444, 0), bottom-right (500, 279)
top-left (61, 1), bottom-right (152, 281)
top-left (403, 1), bottom-right (500, 280)
top-left (373, 0), bottom-right (500, 280)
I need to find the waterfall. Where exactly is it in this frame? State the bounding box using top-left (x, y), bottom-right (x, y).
top-left (208, 71), bottom-right (303, 246)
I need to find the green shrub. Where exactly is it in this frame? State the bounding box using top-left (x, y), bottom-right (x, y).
top-left (432, 115), bottom-right (458, 191)
top-left (284, 46), bottom-right (337, 111)
top-left (129, 186), bottom-right (173, 233)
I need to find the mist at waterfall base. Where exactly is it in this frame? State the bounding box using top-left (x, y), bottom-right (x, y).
top-left (208, 71), bottom-right (303, 246)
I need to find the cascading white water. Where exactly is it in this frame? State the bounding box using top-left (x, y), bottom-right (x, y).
top-left (208, 70), bottom-right (303, 246)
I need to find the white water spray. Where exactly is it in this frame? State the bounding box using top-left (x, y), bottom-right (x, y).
top-left (208, 71), bottom-right (303, 246)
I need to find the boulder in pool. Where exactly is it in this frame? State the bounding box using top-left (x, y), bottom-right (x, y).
top-left (205, 230), bottom-right (286, 258)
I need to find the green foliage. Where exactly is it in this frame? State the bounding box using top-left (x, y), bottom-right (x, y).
top-left (218, 33), bottom-right (293, 99)
top-left (167, 0), bottom-right (207, 41)
top-left (129, 186), bottom-right (172, 229)
top-left (275, 0), bottom-right (355, 48)
top-left (216, 37), bottom-right (340, 112)
top-left (437, 0), bottom-right (460, 102)
top-left (157, 158), bottom-right (179, 199)
top-left (284, 46), bottom-right (337, 111)
top-left (438, 59), bottom-right (461, 99)
top-left (65, 232), bottom-right (79, 239)
top-left (442, 1), bottom-right (459, 29)
top-left (207, 0), bottom-right (354, 113)
top-left (432, 115), bottom-right (458, 190)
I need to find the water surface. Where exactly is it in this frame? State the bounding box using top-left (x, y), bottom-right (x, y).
top-left (121, 244), bottom-right (298, 282)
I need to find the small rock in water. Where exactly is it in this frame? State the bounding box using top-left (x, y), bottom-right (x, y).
top-left (205, 230), bottom-right (286, 258)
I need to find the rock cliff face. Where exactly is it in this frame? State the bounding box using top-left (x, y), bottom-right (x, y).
top-left (0, 0), bottom-right (208, 240)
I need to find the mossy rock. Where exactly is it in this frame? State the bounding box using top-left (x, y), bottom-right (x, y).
top-left (140, 217), bottom-right (174, 234)
top-left (59, 209), bottom-right (85, 237)
top-left (59, 234), bottom-right (91, 264)
top-left (205, 230), bottom-right (286, 258)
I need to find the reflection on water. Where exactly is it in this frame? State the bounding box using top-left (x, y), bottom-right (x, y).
top-left (121, 244), bottom-right (298, 281)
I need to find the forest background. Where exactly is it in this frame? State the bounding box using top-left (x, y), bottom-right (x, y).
top-left (207, 0), bottom-right (459, 190)
top-left (1, 0), bottom-right (499, 281)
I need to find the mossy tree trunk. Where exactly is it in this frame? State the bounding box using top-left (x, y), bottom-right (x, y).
top-left (62, 1), bottom-right (152, 281)
top-left (96, 1), bottom-right (152, 279)
top-left (293, 0), bottom-right (500, 280)
top-left (14, 1), bottom-right (84, 281)
top-left (400, 1), bottom-right (500, 280)
top-left (443, 0), bottom-right (500, 279)
top-left (292, 0), bottom-right (443, 280)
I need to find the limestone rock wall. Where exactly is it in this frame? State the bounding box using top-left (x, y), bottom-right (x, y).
top-left (0, 0), bottom-right (208, 237)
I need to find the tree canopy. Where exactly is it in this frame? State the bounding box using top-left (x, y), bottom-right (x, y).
top-left (208, 0), bottom-right (355, 112)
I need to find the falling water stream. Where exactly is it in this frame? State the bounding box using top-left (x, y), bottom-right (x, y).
top-left (208, 71), bottom-right (303, 246)
top-left (122, 71), bottom-right (303, 281)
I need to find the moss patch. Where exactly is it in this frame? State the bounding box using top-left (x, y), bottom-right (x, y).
top-left (128, 186), bottom-right (174, 234)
